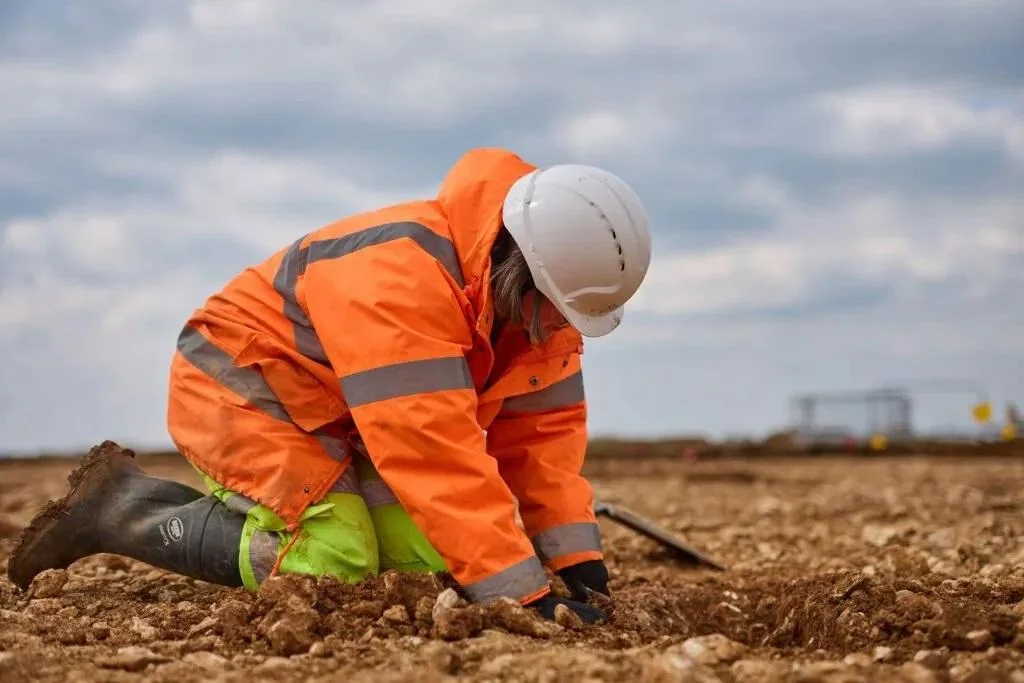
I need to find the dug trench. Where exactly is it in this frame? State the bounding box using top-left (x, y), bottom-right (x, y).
top-left (2, 449), bottom-right (1024, 681)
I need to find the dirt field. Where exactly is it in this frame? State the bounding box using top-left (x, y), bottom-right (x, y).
top-left (3, 447), bottom-right (1024, 682)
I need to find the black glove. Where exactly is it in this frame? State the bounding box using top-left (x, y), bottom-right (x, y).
top-left (557, 560), bottom-right (610, 603)
top-left (526, 594), bottom-right (607, 624)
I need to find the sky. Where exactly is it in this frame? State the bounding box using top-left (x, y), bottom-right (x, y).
top-left (1, 1), bottom-right (1022, 454)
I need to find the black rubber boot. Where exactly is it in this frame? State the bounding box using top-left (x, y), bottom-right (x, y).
top-left (7, 441), bottom-right (245, 591)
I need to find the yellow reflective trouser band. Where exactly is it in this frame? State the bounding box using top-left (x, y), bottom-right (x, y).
top-left (353, 456), bottom-right (447, 573)
top-left (192, 461), bottom-right (446, 591)
top-left (198, 470), bottom-right (379, 592)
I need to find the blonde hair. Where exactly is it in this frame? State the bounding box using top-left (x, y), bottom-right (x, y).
top-left (490, 229), bottom-right (547, 345)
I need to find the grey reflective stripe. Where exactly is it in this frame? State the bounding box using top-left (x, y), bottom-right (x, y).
top-left (293, 321), bottom-right (329, 364)
top-left (250, 529), bottom-right (281, 584)
top-left (500, 371), bottom-right (585, 415)
top-left (531, 522), bottom-right (603, 562)
top-left (271, 222), bottom-right (465, 363)
top-left (273, 238), bottom-right (330, 364)
top-left (177, 326), bottom-right (291, 422)
top-left (224, 494), bottom-right (259, 516)
top-left (306, 222), bottom-right (464, 288)
top-left (361, 478), bottom-right (400, 508)
top-left (177, 325), bottom-right (346, 463)
top-left (331, 467), bottom-right (359, 494)
top-left (341, 356), bottom-right (473, 408)
top-left (313, 431), bottom-right (348, 462)
top-left (462, 555), bottom-right (550, 604)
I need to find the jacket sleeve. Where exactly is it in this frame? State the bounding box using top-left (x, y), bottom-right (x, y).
top-left (486, 351), bottom-right (604, 573)
top-left (302, 234), bottom-right (551, 605)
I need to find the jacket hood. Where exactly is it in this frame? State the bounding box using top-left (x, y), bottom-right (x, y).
top-left (435, 147), bottom-right (537, 297)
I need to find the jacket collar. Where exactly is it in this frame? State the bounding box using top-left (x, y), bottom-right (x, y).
top-left (435, 147), bottom-right (537, 319)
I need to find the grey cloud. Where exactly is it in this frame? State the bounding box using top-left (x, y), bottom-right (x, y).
top-left (0, 1), bottom-right (156, 60)
top-left (719, 144), bottom-right (1020, 201)
top-left (3, 1), bottom-right (1019, 210)
top-left (792, 10), bottom-right (1024, 88)
top-left (710, 282), bottom-right (896, 322)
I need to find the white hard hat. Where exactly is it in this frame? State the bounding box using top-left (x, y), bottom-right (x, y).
top-left (501, 164), bottom-right (653, 337)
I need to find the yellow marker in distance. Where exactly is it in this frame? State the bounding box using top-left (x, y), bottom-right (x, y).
top-left (972, 401), bottom-right (992, 424)
top-left (1003, 422), bottom-right (1018, 441)
top-left (869, 433), bottom-right (887, 451)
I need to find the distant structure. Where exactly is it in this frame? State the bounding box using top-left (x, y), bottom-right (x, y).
top-left (1008, 403), bottom-right (1022, 429)
top-left (790, 387), bottom-right (913, 446)
top-left (790, 378), bottom-right (1002, 447)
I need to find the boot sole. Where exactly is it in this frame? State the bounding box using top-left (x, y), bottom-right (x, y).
top-left (6, 440), bottom-right (143, 591)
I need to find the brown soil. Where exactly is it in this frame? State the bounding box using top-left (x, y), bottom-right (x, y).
top-left (3, 447), bottom-right (1024, 681)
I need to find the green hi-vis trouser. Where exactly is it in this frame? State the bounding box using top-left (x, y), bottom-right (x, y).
top-left (197, 456), bottom-right (447, 591)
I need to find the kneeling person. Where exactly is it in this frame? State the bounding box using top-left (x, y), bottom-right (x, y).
top-left (8, 147), bottom-right (652, 624)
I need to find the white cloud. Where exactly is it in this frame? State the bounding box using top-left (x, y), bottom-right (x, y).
top-left (1, 150), bottom-right (433, 282)
top-left (2, 220), bottom-right (48, 256)
top-left (628, 191), bottom-right (1022, 319)
top-left (171, 151), bottom-right (433, 251)
top-left (553, 105), bottom-right (675, 159)
top-left (816, 86), bottom-right (1024, 161)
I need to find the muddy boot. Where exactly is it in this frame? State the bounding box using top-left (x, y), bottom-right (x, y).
top-left (7, 441), bottom-right (245, 591)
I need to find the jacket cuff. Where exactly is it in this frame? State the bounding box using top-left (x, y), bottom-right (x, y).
top-left (530, 521), bottom-right (604, 571)
top-left (546, 549), bottom-right (604, 573)
top-left (460, 555), bottom-right (551, 604)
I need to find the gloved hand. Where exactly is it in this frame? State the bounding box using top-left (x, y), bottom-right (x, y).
top-left (526, 593), bottom-right (607, 624)
top-left (557, 559), bottom-right (610, 603)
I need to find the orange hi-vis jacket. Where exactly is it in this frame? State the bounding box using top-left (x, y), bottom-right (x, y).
top-left (166, 147), bottom-right (603, 604)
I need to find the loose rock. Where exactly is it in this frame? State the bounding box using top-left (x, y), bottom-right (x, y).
top-left (965, 629), bottom-right (992, 649)
top-left (382, 604), bottom-right (410, 624)
top-left (844, 653), bottom-right (872, 667)
top-left (731, 659), bottom-right (790, 682)
top-left (872, 646), bottom-right (894, 662)
top-left (432, 605), bottom-right (485, 641)
top-left (432, 588), bottom-right (461, 620)
top-left (259, 599), bottom-right (319, 655)
top-left (671, 634), bottom-right (747, 666)
top-left (484, 597), bottom-right (563, 639)
top-left (130, 616), bottom-right (159, 641)
top-left (554, 603), bottom-right (585, 630)
top-left (97, 646), bottom-right (171, 672)
top-left (862, 525), bottom-right (899, 547)
top-left (912, 649), bottom-right (947, 669)
top-left (29, 568), bottom-right (67, 599)
top-left (182, 651), bottom-right (228, 668)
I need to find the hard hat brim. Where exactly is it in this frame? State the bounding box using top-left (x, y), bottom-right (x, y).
top-left (558, 303), bottom-right (623, 338)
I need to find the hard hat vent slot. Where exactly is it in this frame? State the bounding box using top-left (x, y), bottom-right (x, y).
top-left (606, 228), bottom-right (626, 272)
